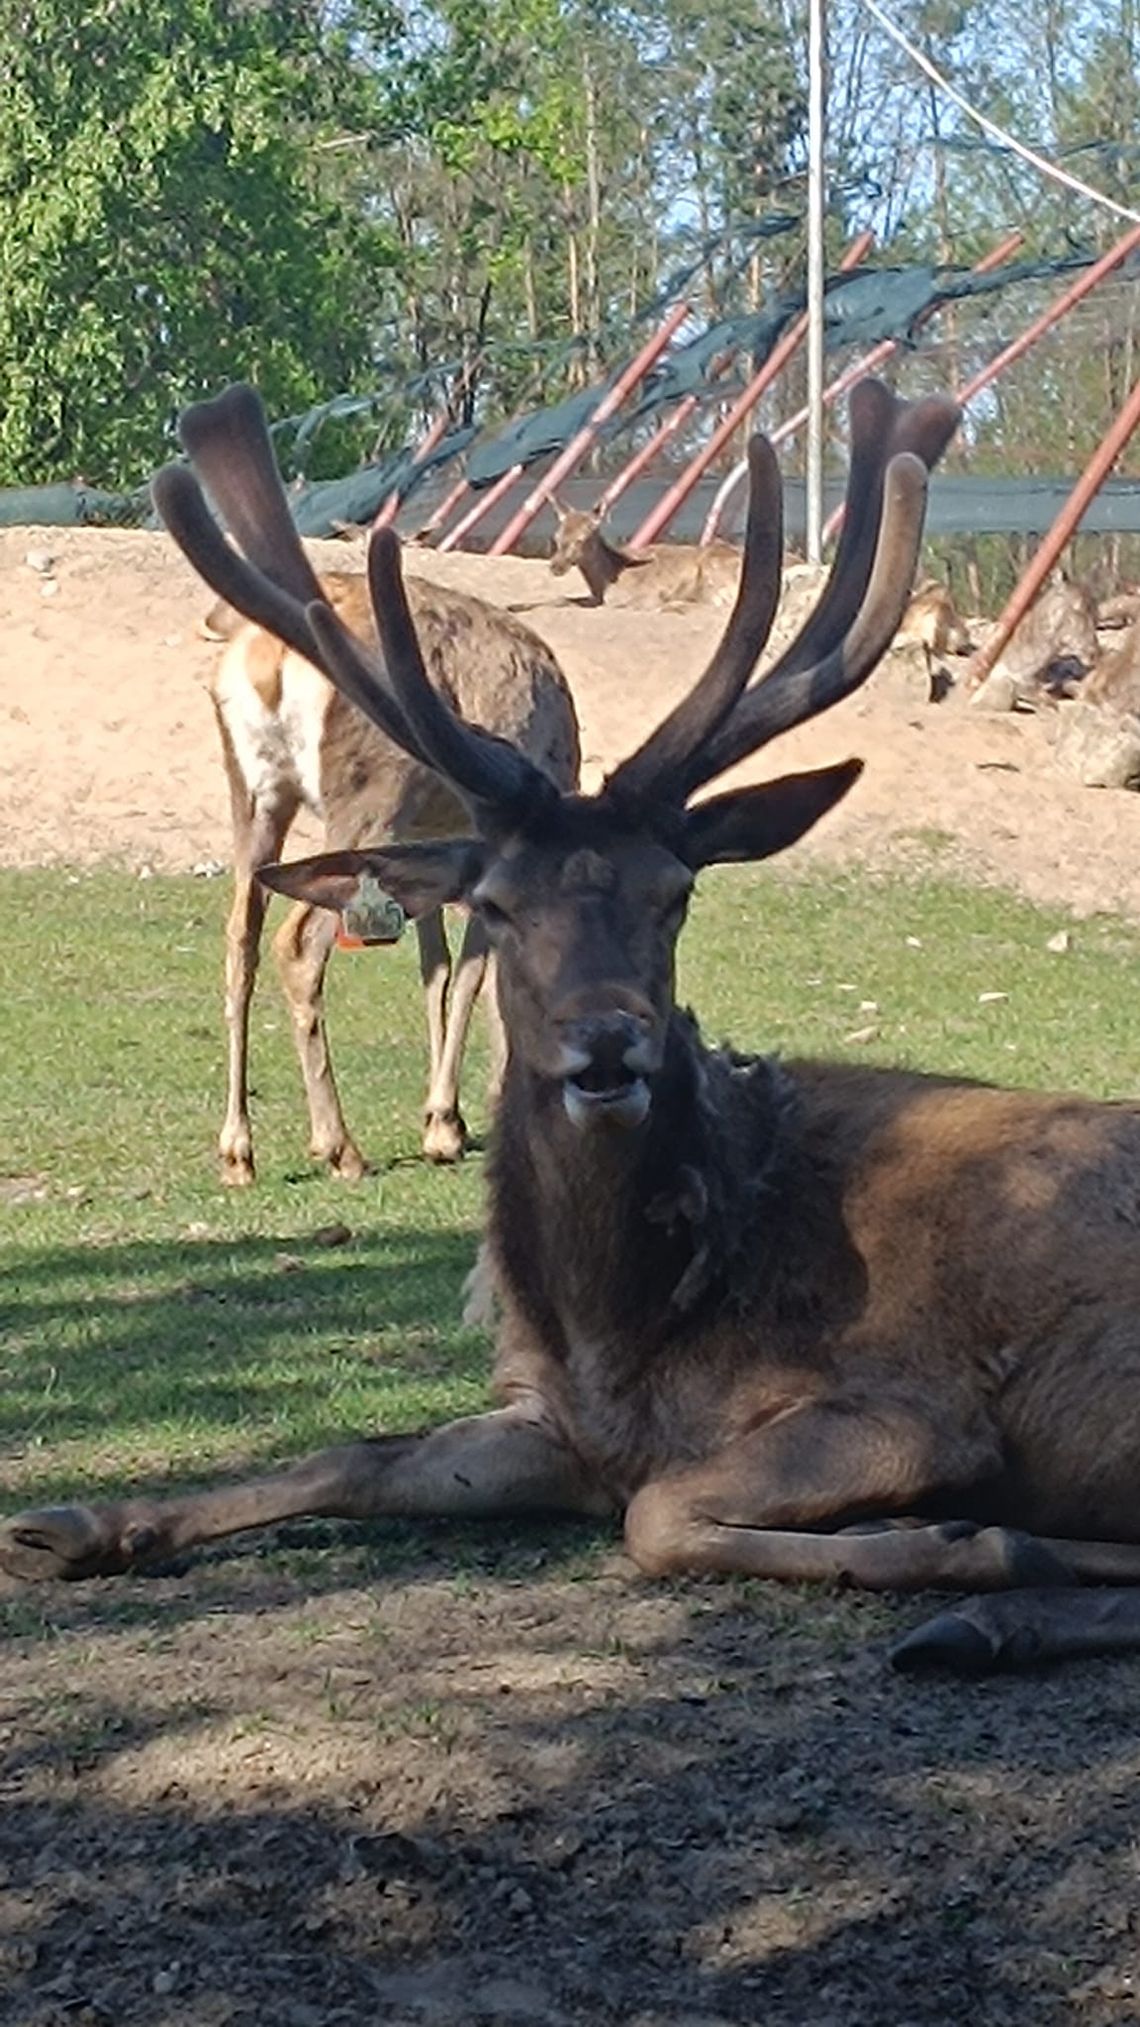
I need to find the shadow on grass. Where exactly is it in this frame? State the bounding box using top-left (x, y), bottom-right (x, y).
top-left (1, 1221), bottom-right (625, 1628)
top-left (2, 1225), bottom-right (489, 1489)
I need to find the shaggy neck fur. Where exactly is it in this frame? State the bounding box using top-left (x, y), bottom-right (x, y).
top-left (489, 1008), bottom-right (846, 1369)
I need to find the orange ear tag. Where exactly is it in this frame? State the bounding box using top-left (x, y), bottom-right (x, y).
top-left (335, 875), bottom-right (406, 951)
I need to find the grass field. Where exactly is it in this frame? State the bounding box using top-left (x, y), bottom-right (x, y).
top-left (4, 859), bottom-right (1139, 1521)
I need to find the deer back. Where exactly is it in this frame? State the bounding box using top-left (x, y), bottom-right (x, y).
top-left (209, 566), bottom-right (579, 844)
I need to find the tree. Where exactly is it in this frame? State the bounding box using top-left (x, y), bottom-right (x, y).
top-left (0, 0), bottom-right (393, 486)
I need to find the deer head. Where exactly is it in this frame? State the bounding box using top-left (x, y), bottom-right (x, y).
top-left (154, 380), bottom-right (958, 1135)
top-left (548, 503), bottom-right (652, 604)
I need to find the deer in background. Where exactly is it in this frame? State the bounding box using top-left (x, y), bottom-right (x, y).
top-left (549, 501), bottom-right (972, 674)
top-left (16, 378), bottom-right (1140, 1677)
top-left (204, 568), bottom-right (578, 1182)
top-left (548, 502), bottom-right (743, 608)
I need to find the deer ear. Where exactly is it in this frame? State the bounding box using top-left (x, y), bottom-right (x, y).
top-left (682, 760), bottom-right (863, 868)
top-left (258, 841), bottom-right (486, 920)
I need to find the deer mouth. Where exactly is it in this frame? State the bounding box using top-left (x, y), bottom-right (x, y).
top-left (562, 1061), bottom-right (651, 1131)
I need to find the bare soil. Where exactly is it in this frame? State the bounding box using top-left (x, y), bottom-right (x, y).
top-left (5, 529), bottom-right (1140, 2026)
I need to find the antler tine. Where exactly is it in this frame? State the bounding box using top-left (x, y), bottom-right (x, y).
top-left (684, 449), bottom-right (935, 794)
top-left (152, 462), bottom-right (434, 766)
top-left (604, 432), bottom-right (784, 806)
top-left (668, 387), bottom-right (960, 803)
top-left (176, 384), bottom-right (325, 608)
top-left (749, 381), bottom-right (959, 697)
top-left (362, 533), bottom-right (558, 820)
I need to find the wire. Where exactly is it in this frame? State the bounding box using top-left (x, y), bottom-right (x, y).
top-left (859, 0), bottom-right (1140, 227)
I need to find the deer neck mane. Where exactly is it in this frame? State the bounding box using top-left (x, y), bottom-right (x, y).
top-left (489, 1009), bottom-right (802, 1352)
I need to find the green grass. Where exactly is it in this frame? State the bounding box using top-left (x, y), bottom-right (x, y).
top-left (2, 862), bottom-right (1139, 1519)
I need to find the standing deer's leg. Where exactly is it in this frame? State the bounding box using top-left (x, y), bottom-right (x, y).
top-left (483, 953), bottom-right (507, 1103)
top-left (273, 899), bottom-right (366, 1178)
top-left (0, 1407), bottom-right (613, 1582)
top-left (415, 909), bottom-right (460, 1162)
top-left (421, 913), bottom-right (490, 1162)
top-left (218, 777), bottom-right (298, 1186)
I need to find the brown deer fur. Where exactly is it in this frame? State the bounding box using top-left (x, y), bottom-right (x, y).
top-left (1082, 613), bottom-right (1140, 717)
top-left (898, 578), bottom-right (972, 658)
top-left (207, 567), bottom-right (579, 1181)
top-left (549, 505), bottom-right (744, 608)
top-left (11, 379), bottom-right (1140, 1677)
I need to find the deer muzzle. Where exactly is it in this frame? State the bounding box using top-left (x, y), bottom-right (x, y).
top-left (557, 1010), bottom-right (655, 1131)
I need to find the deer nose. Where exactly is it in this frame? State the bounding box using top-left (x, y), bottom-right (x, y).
top-left (557, 1009), bottom-right (654, 1082)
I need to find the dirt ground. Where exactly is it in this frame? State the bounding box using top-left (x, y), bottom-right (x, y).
top-left (6, 528), bottom-right (1140, 2026)
top-left (6, 523), bottom-right (1140, 918)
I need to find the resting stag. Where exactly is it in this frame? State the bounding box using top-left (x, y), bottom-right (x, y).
top-left (10, 378), bottom-right (1140, 1676)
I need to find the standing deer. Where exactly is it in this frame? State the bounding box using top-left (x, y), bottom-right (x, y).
top-left (14, 377), bottom-right (1140, 1676)
top-left (204, 563), bottom-right (578, 1182)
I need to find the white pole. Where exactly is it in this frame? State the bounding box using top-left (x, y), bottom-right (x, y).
top-left (806, 0), bottom-right (827, 562)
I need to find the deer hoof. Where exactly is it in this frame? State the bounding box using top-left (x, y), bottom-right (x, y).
top-left (219, 1153), bottom-right (256, 1187)
top-left (0, 1505), bottom-right (153, 1582)
top-left (889, 1609), bottom-right (998, 1676)
top-left (325, 1142), bottom-right (369, 1182)
top-left (422, 1109), bottom-right (467, 1164)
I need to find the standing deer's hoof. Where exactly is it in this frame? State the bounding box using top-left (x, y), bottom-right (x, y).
top-left (0, 1504), bottom-right (159, 1582)
top-left (219, 1151), bottom-right (256, 1187)
top-left (422, 1108), bottom-right (467, 1164)
top-left (323, 1140), bottom-right (369, 1181)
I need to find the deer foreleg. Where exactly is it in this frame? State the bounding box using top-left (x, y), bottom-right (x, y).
top-left (273, 899), bottom-right (366, 1178)
top-left (416, 909), bottom-right (460, 1162)
top-left (0, 1407), bottom-right (613, 1583)
top-left (421, 913), bottom-right (490, 1163)
top-left (219, 786), bottom-right (297, 1186)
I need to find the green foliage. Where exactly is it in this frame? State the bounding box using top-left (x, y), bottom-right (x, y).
top-left (2, 0), bottom-right (1137, 529)
top-left (0, 0), bottom-right (394, 486)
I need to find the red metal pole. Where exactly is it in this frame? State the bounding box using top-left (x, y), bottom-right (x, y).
top-left (598, 234), bottom-right (875, 523)
top-left (964, 368), bottom-right (1140, 691)
top-left (437, 462), bottom-right (523, 554)
top-left (596, 389), bottom-right (711, 517)
top-left (486, 301), bottom-right (692, 556)
top-left (372, 409), bottom-right (450, 531)
top-left (955, 222), bottom-right (1140, 407)
top-left (702, 230), bottom-right (1025, 546)
top-left (414, 469), bottom-right (471, 542)
top-left (628, 233), bottom-right (876, 553)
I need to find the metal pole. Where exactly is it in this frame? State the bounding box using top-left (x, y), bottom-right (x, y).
top-left (955, 221), bottom-right (1140, 407)
top-left (964, 365), bottom-right (1140, 691)
top-left (806, 0), bottom-right (828, 563)
top-left (486, 300), bottom-right (691, 556)
top-left (702, 228), bottom-right (1025, 545)
top-left (627, 230), bottom-right (874, 554)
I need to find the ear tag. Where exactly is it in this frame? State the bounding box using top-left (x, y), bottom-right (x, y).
top-left (336, 875), bottom-right (406, 951)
